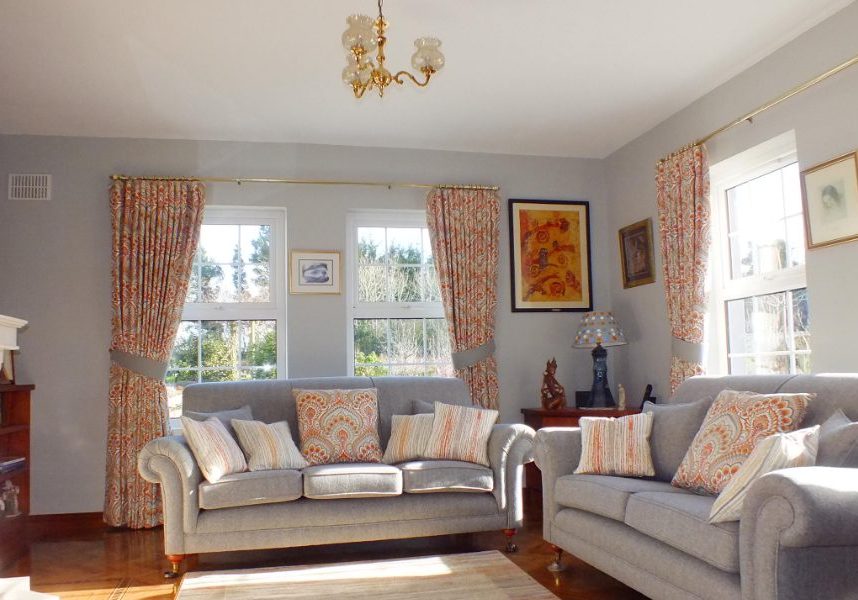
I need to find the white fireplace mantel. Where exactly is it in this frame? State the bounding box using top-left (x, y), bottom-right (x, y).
top-left (0, 315), bottom-right (28, 350)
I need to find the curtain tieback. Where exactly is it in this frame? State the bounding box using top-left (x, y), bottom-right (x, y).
top-left (451, 339), bottom-right (496, 370)
top-left (110, 349), bottom-right (169, 381)
top-left (671, 337), bottom-right (703, 364)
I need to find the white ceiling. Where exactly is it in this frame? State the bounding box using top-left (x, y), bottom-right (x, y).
top-left (0, 0), bottom-right (852, 158)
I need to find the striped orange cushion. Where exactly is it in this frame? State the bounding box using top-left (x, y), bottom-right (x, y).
top-left (181, 416), bottom-right (247, 483)
top-left (383, 414), bottom-right (435, 464)
top-left (574, 412), bottom-right (655, 477)
top-left (423, 402), bottom-right (498, 467)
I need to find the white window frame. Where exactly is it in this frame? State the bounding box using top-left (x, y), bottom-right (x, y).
top-left (170, 206), bottom-right (287, 426)
top-left (345, 209), bottom-right (448, 376)
top-left (707, 131), bottom-right (809, 375)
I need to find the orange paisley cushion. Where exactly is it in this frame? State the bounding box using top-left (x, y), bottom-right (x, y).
top-left (672, 389), bottom-right (812, 495)
top-left (294, 388), bottom-right (383, 466)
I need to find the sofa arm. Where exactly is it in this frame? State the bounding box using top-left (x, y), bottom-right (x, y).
top-left (488, 424), bottom-right (535, 529)
top-left (533, 427), bottom-right (582, 541)
top-left (740, 467), bottom-right (858, 600)
top-left (138, 435), bottom-right (202, 554)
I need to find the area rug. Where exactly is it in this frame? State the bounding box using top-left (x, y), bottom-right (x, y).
top-left (176, 550), bottom-right (558, 599)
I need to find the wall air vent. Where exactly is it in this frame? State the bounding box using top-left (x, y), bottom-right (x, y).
top-left (8, 174), bottom-right (51, 201)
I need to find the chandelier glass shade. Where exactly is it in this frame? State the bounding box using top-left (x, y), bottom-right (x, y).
top-left (342, 0), bottom-right (444, 98)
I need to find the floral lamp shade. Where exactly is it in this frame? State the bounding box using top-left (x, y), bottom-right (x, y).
top-left (573, 311), bottom-right (627, 348)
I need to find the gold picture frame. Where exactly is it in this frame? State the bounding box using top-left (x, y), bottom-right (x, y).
top-left (289, 250), bottom-right (342, 294)
top-left (618, 218), bottom-right (656, 289)
top-left (801, 151), bottom-right (858, 249)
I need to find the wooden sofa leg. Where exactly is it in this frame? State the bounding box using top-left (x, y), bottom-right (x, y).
top-left (502, 528), bottom-right (518, 553)
top-left (547, 544), bottom-right (565, 572)
top-left (164, 554), bottom-right (186, 579)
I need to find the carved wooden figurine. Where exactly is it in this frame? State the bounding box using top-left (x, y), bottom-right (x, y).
top-left (540, 358), bottom-right (567, 410)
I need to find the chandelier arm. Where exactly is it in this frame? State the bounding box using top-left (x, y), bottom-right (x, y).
top-left (353, 80), bottom-right (373, 99)
top-left (392, 69), bottom-right (432, 87)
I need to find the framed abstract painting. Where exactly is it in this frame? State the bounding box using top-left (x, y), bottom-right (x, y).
top-left (618, 218), bottom-right (656, 288)
top-left (508, 199), bottom-right (592, 312)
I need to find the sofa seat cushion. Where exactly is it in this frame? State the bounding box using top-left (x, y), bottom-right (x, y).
top-left (302, 463), bottom-right (402, 499)
top-left (625, 491), bottom-right (740, 573)
top-left (555, 474), bottom-right (688, 521)
top-left (199, 469), bottom-right (303, 509)
top-left (399, 460), bottom-right (493, 493)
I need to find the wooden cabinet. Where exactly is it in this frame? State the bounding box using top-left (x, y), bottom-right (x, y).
top-left (521, 406), bottom-right (641, 491)
top-left (0, 383), bottom-right (33, 569)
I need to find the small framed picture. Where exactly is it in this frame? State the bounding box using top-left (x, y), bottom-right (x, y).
top-left (801, 152), bottom-right (858, 249)
top-left (618, 218), bottom-right (656, 289)
top-left (508, 198), bottom-right (592, 312)
top-left (290, 250), bottom-right (341, 294)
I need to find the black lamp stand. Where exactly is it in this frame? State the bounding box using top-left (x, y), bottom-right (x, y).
top-left (587, 343), bottom-right (615, 408)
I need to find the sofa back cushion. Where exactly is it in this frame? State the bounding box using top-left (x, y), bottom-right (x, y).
top-left (295, 388), bottom-right (383, 465)
top-left (182, 376), bottom-right (471, 448)
top-left (643, 398), bottom-right (713, 481)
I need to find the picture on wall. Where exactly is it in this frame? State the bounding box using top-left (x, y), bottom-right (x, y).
top-left (508, 199), bottom-right (592, 312)
top-left (290, 250), bottom-right (342, 294)
top-left (618, 218), bottom-right (656, 288)
top-left (801, 151), bottom-right (858, 249)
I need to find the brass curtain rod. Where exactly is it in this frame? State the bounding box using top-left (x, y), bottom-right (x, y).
top-left (108, 174), bottom-right (498, 191)
top-left (659, 52), bottom-right (858, 163)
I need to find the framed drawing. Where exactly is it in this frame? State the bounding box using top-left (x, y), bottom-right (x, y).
top-left (508, 199), bottom-right (592, 312)
top-left (618, 218), bottom-right (656, 288)
top-left (289, 250), bottom-right (342, 294)
top-left (801, 152), bottom-right (858, 249)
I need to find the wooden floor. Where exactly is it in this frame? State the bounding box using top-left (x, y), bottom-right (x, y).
top-left (0, 491), bottom-right (646, 599)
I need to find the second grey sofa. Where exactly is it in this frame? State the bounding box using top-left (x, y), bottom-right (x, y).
top-left (139, 376), bottom-right (535, 575)
top-left (534, 374), bottom-right (858, 600)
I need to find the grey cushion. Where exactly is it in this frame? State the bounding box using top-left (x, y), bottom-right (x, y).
top-left (625, 491), bottom-right (740, 573)
top-left (413, 398), bottom-right (435, 414)
top-left (198, 469), bottom-right (302, 509)
top-left (554, 474), bottom-right (689, 521)
top-left (818, 409), bottom-right (858, 468)
top-left (399, 460), bottom-right (493, 493)
top-left (643, 398), bottom-right (713, 481)
top-left (185, 405), bottom-right (253, 436)
top-left (302, 463), bottom-right (403, 499)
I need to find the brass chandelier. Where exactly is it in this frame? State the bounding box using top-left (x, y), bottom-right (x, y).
top-left (341, 0), bottom-right (445, 98)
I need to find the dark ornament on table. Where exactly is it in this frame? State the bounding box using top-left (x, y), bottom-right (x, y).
top-left (540, 358), bottom-right (567, 410)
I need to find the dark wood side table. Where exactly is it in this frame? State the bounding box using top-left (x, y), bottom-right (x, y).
top-left (521, 406), bottom-right (642, 491)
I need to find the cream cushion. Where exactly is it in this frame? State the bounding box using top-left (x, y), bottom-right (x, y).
top-left (708, 426), bottom-right (820, 523)
top-left (231, 419), bottom-right (308, 471)
top-left (399, 460), bottom-right (493, 493)
top-left (181, 416), bottom-right (247, 483)
top-left (198, 469), bottom-right (303, 509)
top-left (302, 463), bottom-right (403, 499)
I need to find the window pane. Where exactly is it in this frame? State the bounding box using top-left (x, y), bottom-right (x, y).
top-left (199, 225), bottom-right (238, 264)
top-left (354, 318), bottom-right (388, 362)
top-left (423, 266), bottom-right (441, 302)
top-left (358, 228), bottom-right (386, 264)
top-left (170, 321), bottom-right (200, 369)
top-left (240, 320), bottom-right (277, 368)
top-left (782, 163), bottom-right (802, 215)
top-left (197, 263), bottom-right (225, 302)
top-left (241, 225), bottom-right (270, 264)
top-left (792, 288), bottom-right (811, 352)
top-left (186, 265), bottom-right (201, 303)
top-left (201, 321), bottom-right (239, 367)
top-left (422, 229), bottom-right (434, 264)
top-left (387, 228), bottom-right (422, 264)
top-left (729, 354), bottom-right (790, 376)
top-left (243, 265), bottom-right (270, 302)
top-left (357, 265), bottom-right (387, 302)
top-left (795, 353), bottom-right (812, 374)
top-left (785, 215), bottom-right (806, 269)
top-left (201, 368), bottom-right (237, 383)
top-left (390, 265), bottom-right (421, 302)
top-left (727, 292), bottom-right (788, 356)
top-left (389, 319), bottom-right (424, 364)
top-left (355, 363), bottom-right (390, 376)
top-left (426, 318), bottom-right (451, 362)
top-left (390, 365), bottom-right (430, 376)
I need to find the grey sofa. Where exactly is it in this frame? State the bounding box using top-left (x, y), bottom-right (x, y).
top-left (534, 374), bottom-right (858, 600)
top-left (138, 376), bottom-right (535, 575)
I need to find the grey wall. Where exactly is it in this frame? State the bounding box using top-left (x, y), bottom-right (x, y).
top-left (604, 2), bottom-right (858, 401)
top-left (0, 136), bottom-right (608, 514)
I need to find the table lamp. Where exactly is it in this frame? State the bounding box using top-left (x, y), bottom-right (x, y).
top-left (573, 311), bottom-right (626, 408)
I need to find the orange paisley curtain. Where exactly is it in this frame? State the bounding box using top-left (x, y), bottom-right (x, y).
top-left (656, 145), bottom-right (711, 393)
top-left (426, 187), bottom-right (500, 409)
top-left (104, 179), bottom-right (205, 528)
